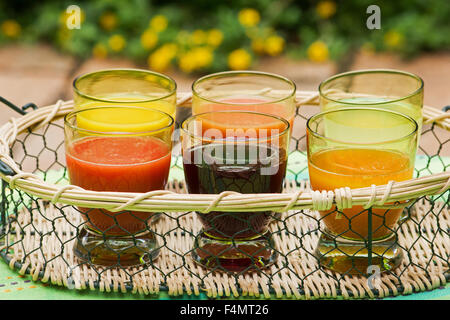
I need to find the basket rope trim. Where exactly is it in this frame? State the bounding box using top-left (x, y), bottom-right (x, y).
top-left (0, 92), bottom-right (448, 214)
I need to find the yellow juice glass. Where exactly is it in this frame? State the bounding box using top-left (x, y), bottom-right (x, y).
top-left (307, 108), bottom-right (418, 275)
top-left (73, 69), bottom-right (177, 131)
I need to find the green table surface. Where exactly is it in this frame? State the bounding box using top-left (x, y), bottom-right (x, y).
top-left (0, 261), bottom-right (448, 300)
top-left (0, 153), bottom-right (448, 300)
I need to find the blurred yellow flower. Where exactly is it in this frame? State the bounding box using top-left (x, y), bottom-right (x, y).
top-left (141, 29), bottom-right (158, 50)
top-left (193, 47), bottom-right (213, 68)
top-left (191, 29), bottom-right (207, 45)
top-left (148, 52), bottom-right (171, 72)
top-left (108, 34), bottom-right (126, 52)
top-left (238, 8), bottom-right (260, 27)
top-left (264, 35), bottom-right (285, 56)
top-left (316, 1), bottom-right (337, 19)
top-left (384, 30), bottom-right (404, 49)
top-left (228, 49), bottom-right (252, 70)
top-left (251, 38), bottom-right (265, 55)
top-left (92, 43), bottom-right (108, 59)
top-left (1, 20), bottom-right (21, 38)
top-left (99, 12), bottom-right (118, 31)
top-left (159, 43), bottom-right (178, 58)
top-left (178, 52), bottom-right (196, 73)
top-left (307, 41), bottom-right (329, 62)
top-left (207, 29), bottom-right (223, 47)
top-left (150, 15), bottom-right (168, 33)
top-left (148, 43), bottom-right (177, 72)
top-left (178, 47), bottom-right (213, 73)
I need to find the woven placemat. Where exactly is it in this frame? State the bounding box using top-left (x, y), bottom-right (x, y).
top-left (1, 180), bottom-right (449, 299)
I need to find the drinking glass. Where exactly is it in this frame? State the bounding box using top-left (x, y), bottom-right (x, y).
top-left (65, 106), bottom-right (174, 267)
top-left (307, 108), bottom-right (418, 275)
top-left (73, 68), bottom-right (177, 120)
top-left (181, 111), bottom-right (290, 272)
top-left (319, 69), bottom-right (424, 133)
top-left (191, 71), bottom-right (296, 127)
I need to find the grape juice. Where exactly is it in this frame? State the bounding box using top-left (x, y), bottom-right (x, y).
top-left (183, 143), bottom-right (287, 239)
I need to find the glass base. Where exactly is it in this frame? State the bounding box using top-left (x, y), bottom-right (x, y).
top-left (74, 227), bottom-right (160, 267)
top-left (314, 231), bottom-right (403, 275)
top-left (191, 231), bottom-right (278, 273)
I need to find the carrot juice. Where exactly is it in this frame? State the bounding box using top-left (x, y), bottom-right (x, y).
top-left (195, 98), bottom-right (295, 132)
top-left (66, 136), bottom-right (171, 235)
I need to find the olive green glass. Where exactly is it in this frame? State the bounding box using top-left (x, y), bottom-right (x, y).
top-left (319, 69), bottom-right (424, 133)
top-left (191, 71), bottom-right (296, 126)
top-left (73, 68), bottom-right (177, 119)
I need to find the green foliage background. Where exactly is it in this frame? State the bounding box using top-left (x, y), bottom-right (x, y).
top-left (0, 0), bottom-right (449, 73)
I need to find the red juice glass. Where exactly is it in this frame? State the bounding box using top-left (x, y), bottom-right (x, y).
top-left (64, 106), bottom-right (174, 267)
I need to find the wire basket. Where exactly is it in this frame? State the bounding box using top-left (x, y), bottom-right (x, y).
top-left (0, 92), bottom-right (448, 299)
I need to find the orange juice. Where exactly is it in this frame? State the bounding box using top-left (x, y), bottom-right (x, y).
top-left (308, 148), bottom-right (413, 240)
top-left (195, 98), bottom-right (295, 131)
top-left (201, 115), bottom-right (289, 140)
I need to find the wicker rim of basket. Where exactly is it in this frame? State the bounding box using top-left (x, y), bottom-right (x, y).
top-left (0, 91), bottom-right (448, 213)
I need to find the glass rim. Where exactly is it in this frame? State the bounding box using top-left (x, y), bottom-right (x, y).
top-left (72, 68), bottom-right (177, 103)
top-left (306, 107), bottom-right (418, 146)
top-left (191, 70), bottom-right (297, 106)
top-left (181, 110), bottom-right (291, 143)
top-left (318, 69), bottom-right (424, 105)
top-left (64, 105), bottom-right (174, 136)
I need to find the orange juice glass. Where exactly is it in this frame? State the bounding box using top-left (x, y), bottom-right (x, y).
top-left (307, 108), bottom-right (418, 275)
top-left (191, 71), bottom-right (296, 129)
